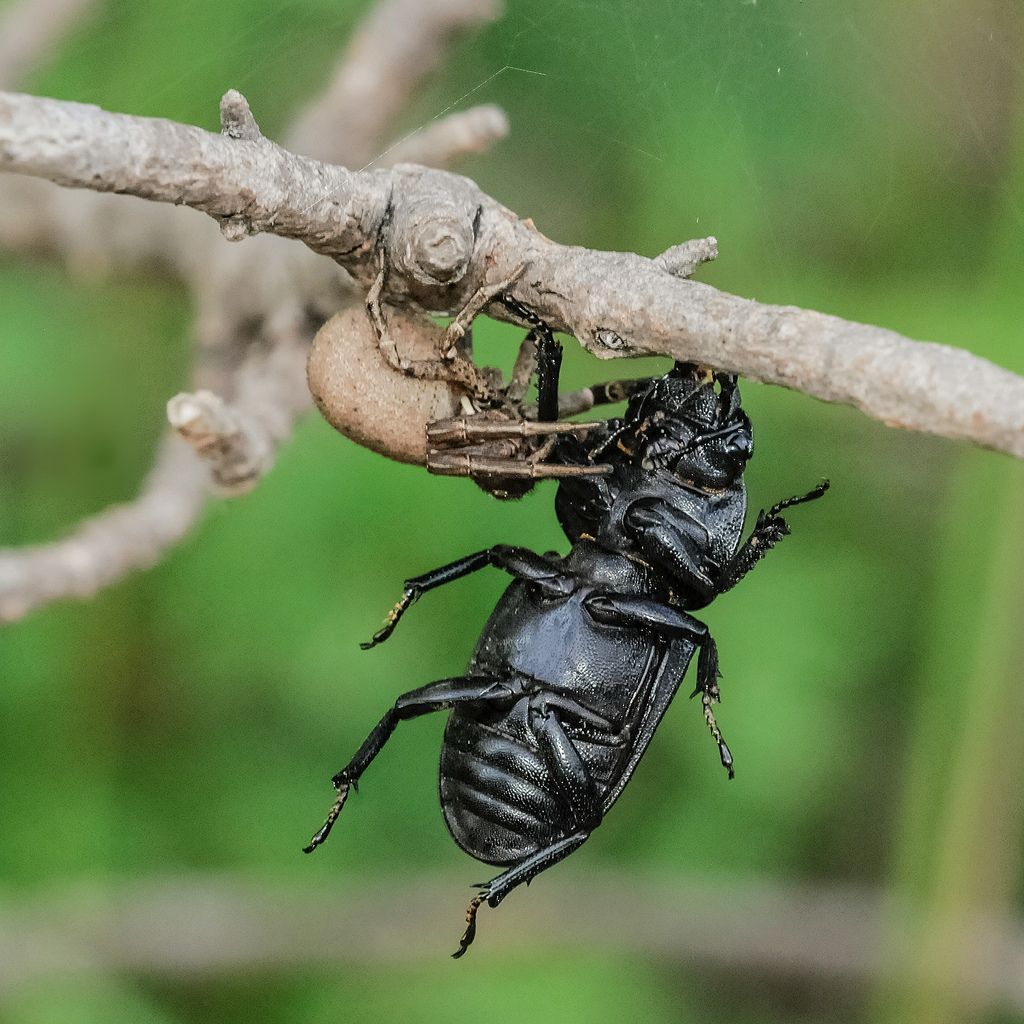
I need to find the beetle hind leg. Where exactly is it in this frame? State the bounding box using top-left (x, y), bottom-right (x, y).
top-left (452, 689), bottom-right (607, 957)
top-left (452, 891), bottom-right (488, 959)
top-left (451, 831), bottom-right (591, 959)
top-left (690, 633), bottom-right (734, 779)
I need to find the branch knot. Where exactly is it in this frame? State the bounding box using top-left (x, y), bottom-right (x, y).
top-left (219, 89), bottom-right (262, 141)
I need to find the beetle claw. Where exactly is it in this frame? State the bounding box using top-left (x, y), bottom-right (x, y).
top-left (451, 892), bottom-right (487, 959)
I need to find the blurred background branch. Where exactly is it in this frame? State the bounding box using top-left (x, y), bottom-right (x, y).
top-left (2, 871), bottom-right (1022, 1010)
top-left (0, 0), bottom-right (98, 89)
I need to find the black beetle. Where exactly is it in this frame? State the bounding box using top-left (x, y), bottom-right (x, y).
top-left (305, 308), bottom-right (828, 957)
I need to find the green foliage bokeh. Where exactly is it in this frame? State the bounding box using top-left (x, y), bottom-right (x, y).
top-left (1, 1), bottom-right (1022, 1021)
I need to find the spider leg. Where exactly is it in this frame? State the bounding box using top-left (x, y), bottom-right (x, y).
top-left (437, 265), bottom-right (528, 359)
top-left (428, 452), bottom-right (612, 480)
top-left (427, 418), bottom-right (600, 445)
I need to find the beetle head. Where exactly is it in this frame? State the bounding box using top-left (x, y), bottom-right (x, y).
top-left (620, 362), bottom-right (753, 489)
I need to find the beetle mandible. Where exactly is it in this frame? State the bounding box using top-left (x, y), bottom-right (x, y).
top-left (305, 301), bottom-right (828, 957)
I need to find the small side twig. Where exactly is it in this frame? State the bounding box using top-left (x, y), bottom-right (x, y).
top-left (384, 104), bottom-right (509, 168)
top-left (169, 327), bottom-right (313, 495)
top-left (654, 236), bottom-right (719, 279)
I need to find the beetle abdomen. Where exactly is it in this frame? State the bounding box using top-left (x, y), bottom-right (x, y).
top-left (439, 703), bottom-right (565, 866)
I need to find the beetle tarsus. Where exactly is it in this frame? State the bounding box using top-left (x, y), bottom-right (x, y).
top-left (719, 741), bottom-right (735, 779)
top-left (303, 780), bottom-right (352, 853)
top-left (701, 691), bottom-right (735, 779)
top-left (452, 893), bottom-right (487, 959)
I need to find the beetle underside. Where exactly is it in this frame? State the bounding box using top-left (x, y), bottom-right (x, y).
top-left (305, 293), bottom-right (828, 956)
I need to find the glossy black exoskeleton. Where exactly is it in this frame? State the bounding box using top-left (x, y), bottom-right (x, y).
top-left (305, 307), bottom-right (828, 957)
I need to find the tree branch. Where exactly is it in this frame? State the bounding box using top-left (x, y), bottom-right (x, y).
top-left (0, 0), bottom-right (515, 625)
top-left (2, 88), bottom-right (1021, 459)
top-left (0, 174), bottom-right (207, 278)
top-left (168, 325), bottom-right (313, 495)
top-left (382, 103), bottom-right (509, 168)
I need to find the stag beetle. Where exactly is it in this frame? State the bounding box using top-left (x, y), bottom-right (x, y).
top-left (305, 300), bottom-right (828, 957)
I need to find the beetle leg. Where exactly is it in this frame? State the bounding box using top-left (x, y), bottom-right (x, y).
top-left (585, 592), bottom-right (716, 683)
top-left (621, 499), bottom-right (718, 601)
top-left (533, 322), bottom-right (562, 423)
top-left (362, 545), bottom-right (573, 649)
top-left (584, 592), bottom-right (722, 701)
top-left (700, 690), bottom-right (733, 779)
top-left (583, 594), bottom-right (733, 778)
top-left (452, 691), bottom-right (608, 959)
top-left (714, 480), bottom-right (830, 595)
top-left (495, 294), bottom-right (569, 423)
top-left (528, 696), bottom-right (604, 833)
top-left (452, 831), bottom-right (591, 959)
top-left (303, 675), bottom-right (527, 853)
top-left (528, 692), bottom-right (627, 745)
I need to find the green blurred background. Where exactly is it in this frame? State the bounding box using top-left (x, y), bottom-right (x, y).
top-left (2, 0), bottom-right (1023, 1021)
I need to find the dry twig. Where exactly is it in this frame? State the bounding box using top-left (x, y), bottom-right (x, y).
top-left (0, 437), bottom-right (207, 622)
top-left (382, 103), bottom-right (510, 168)
top-left (286, 0), bottom-right (500, 166)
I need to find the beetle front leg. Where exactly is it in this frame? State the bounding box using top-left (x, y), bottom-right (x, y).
top-left (714, 481), bottom-right (830, 595)
top-left (528, 696), bottom-right (604, 833)
top-left (622, 500), bottom-right (717, 602)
